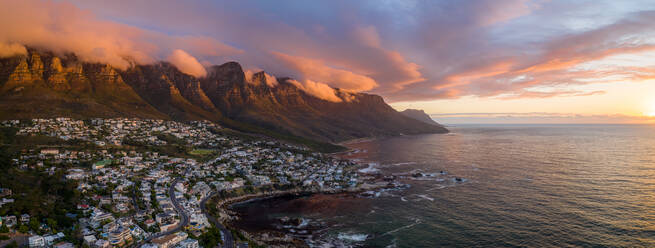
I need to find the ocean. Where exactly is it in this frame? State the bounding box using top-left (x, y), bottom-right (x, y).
top-left (232, 124), bottom-right (655, 247)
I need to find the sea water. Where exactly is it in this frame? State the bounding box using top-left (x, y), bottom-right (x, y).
top-left (232, 124), bottom-right (655, 247)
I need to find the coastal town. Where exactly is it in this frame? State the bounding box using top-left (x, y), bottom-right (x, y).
top-left (0, 118), bottom-right (368, 248)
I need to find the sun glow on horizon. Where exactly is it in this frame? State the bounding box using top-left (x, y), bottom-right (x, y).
top-left (645, 102), bottom-right (655, 117)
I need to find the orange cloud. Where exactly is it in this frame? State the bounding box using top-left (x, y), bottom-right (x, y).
top-left (0, 0), bottom-right (239, 70)
top-left (497, 90), bottom-right (606, 100)
top-left (0, 42), bottom-right (27, 57)
top-left (167, 49), bottom-right (207, 77)
top-left (436, 60), bottom-right (515, 90)
top-left (272, 51), bottom-right (377, 92)
top-left (288, 79), bottom-right (342, 102)
top-left (351, 26), bottom-right (425, 91)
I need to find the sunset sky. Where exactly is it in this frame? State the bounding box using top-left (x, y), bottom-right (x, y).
top-left (2, 0), bottom-right (655, 123)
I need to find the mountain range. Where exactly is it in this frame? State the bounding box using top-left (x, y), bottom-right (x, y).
top-left (0, 49), bottom-right (447, 149)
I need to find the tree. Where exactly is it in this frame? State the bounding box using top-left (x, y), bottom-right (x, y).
top-left (18, 224), bottom-right (29, 233)
top-left (29, 218), bottom-right (40, 232)
top-left (0, 225), bottom-right (8, 233)
top-left (199, 226), bottom-right (223, 247)
top-left (46, 218), bottom-right (58, 232)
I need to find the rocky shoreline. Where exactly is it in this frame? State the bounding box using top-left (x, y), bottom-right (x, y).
top-left (202, 142), bottom-right (403, 247)
top-left (207, 179), bottom-right (400, 247)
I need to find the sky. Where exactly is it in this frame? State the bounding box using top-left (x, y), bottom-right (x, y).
top-left (1, 0), bottom-right (655, 124)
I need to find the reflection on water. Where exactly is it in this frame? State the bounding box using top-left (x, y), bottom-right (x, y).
top-left (233, 124), bottom-right (655, 247)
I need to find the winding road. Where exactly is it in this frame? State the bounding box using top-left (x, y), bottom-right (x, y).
top-left (136, 176), bottom-right (190, 246)
top-left (133, 170), bottom-right (235, 248)
top-left (200, 192), bottom-right (234, 248)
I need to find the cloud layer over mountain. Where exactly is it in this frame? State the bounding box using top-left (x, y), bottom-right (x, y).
top-left (2, 0), bottom-right (655, 102)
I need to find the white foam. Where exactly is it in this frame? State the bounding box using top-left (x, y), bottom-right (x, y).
top-left (358, 163), bottom-right (380, 173)
top-left (389, 162), bottom-right (417, 166)
top-left (298, 218), bottom-right (310, 228)
top-left (337, 232), bottom-right (369, 242)
top-left (416, 194), bottom-right (434, 201)
top-left (382, 218), bottom-right (421, 236)
top-left (400, 197), bottom-right (408, 202)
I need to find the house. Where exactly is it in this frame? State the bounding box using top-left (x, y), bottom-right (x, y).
top-left (28, 235), bottom-right (45, 248)
top-left (0, 198), bottom-right (14, 207)
top-left (144, 219), bottom-right (156, 228)
top-left (3, 215), bottom-right (16, 227)
top-left (20, 214), bottom-right (30, 223)
top-left (0, 188), bottom-right (11, 197)
top-left (177, 239), bottom-right (199, 248)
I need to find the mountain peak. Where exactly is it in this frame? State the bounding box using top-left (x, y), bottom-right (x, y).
top-left (30, 52), bottom-right (44, 80)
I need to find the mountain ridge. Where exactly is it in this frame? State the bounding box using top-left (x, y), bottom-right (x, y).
top-left (0, 48), bottom-right (448, 148)
top-left (400, 109), bottom-right (441, 126)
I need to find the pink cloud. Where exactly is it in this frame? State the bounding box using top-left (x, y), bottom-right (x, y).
top-left (0, 42), bottom-right (27, 57)
top-left (167, 49), bottom-right (207, 77)
top-left (3, 0), bottom-right (653, 105)
top-left (0, 0), bottom-right (240, 70)
top-left (288, 79), bottom-right (342, 102)
top-left (271, 51), bottom-right (378, 92)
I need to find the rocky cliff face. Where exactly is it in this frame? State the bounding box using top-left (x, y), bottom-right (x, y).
top-left (0, 49), bottom-right (447, 144)
top-left (0, 49), bottom-right (165, 119)
top-left (120, 62), bottom-right (221, 121)
top-left (198, 62), bottom-right (448, 142)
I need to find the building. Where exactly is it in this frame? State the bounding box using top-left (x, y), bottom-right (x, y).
top-left (28, 235), bottom-right (45, 248)
top-left (20, 214), bottom-right (30, 223)
top-left (91, 210), bottom-right (114, 223)
top-left (151, 232), bottom-right (188, 248)
top-left (0, 188), bottom-right (11, 197)
top-left (44, 233), bottom-right (65, 246)
top-left (94, 239), bottom-right (110, 248)
top-left (83, 235), bottom-right (97, 247)
top-left (3, 216), bottom-right (16, 227)
top-left (144, 219), bottom-right (156, 228)
top-left (40, 149), bottom-right (59, 155)
top-left (177, 239), bottom-right (199, 248)
top-left (109, 226), bottom-right (133, 246)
